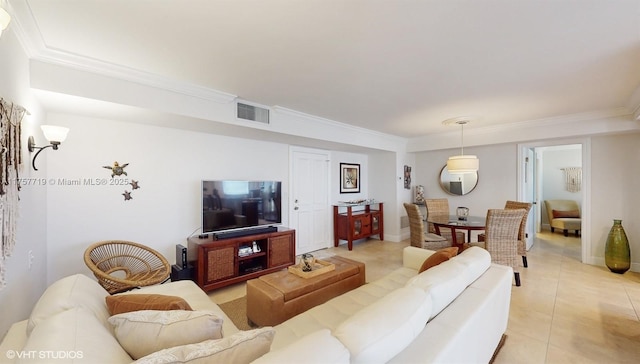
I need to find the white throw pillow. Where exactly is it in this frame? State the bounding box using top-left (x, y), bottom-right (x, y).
top-left (108, 310), bottom-right (224, 359)
top-left (333, 287), bottom-right (432, 364)
top-left (253, 329), bottom-right (350, 364)
top-left (19, 307), bottom-right (132, 364)
top-left (133, 327), bottom-right (275, 364)
top-left (27, 274), bottom-right (110, 336)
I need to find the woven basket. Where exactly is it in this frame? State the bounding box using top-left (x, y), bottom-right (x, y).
top-left (84, 240), bottom-right (170, 294)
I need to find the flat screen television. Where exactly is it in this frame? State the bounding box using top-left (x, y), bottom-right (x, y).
top-left (201, 180), bottom-right (282, 235)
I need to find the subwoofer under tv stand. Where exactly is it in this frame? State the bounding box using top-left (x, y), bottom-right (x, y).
top-left (212, 226), bottom-right (278, 241)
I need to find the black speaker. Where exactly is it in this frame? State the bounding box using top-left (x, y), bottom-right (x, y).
top-left (175, 244), bottom-right (187, 269)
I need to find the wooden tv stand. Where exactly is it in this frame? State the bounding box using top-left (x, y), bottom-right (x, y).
top-left (187, 227), bottom-right (295, 292)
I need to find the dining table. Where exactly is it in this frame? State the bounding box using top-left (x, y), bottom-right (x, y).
top-left (427, 214), bottom-right (486, 250)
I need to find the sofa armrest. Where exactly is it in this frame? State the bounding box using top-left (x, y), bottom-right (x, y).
top-left (403, 246), bottom-right (435, 271)
top-left (0, 320), bottom-right (28, 363)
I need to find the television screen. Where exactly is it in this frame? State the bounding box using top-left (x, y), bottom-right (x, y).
top-left (202, 180), bottom-right (282, 234)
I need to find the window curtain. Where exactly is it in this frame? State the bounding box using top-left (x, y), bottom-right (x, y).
top-left (0, 98), bottom-right (27, 289)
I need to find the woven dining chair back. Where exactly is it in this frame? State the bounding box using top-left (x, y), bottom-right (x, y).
top-left (84, 240), bottom-right (171, 294)
top-left (478, 200), bottom-right (532, 268)
top-left (424, 198), bottom-right (465, 244)
top-left (403, 203), bottom-right (451, 250)
top-left (505, 200), bottom-right (532, 267)
top-left (484, 208), bottom-right (527, 286)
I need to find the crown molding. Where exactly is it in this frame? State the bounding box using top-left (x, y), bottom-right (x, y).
top-left (407, 107), bottom-right (635, 152)
top-left (8, 0), bottom-right (236, 105)
top-left (272, 106), bottom-right (408, 142)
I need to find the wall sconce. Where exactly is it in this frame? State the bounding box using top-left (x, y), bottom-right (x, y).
top-left (28, 125), bottom-right (70, 171)
top-left (0, 7), bottom-right (11, 38)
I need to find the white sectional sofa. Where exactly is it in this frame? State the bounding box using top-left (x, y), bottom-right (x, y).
top-left (0, 246), bottom-right (512, 363)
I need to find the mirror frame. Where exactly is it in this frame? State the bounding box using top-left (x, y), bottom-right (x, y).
top-left (438, 165), bottom-right (479, 196)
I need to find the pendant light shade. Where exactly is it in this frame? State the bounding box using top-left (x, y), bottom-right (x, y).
top-left (443, 117), bottom-right (479, 174)
top-left (447, 155), bottom-right (479, 173)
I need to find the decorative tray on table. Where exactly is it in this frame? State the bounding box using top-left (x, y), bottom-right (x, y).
top-left (288, 259), bottom-right (335, 278)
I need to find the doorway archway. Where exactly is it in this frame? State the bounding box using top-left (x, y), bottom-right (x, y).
top-left (517, 138), bottom-right (591, 264)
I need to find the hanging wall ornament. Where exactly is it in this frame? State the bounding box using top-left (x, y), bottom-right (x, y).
top-left (101, 161), bottom-right (140, 201)
top-left (0, 98), bottom-right (28, 289)
top-left (561, 167), bottom-right (582, 192)
top-left (103, 161), bottom-right (129, 177)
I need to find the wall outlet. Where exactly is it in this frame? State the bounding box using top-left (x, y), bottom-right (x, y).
top-left (28, 250), bottom-right (34, 270)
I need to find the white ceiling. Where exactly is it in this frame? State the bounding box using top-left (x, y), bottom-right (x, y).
top-left (9, 0), bottom-right (640, 138)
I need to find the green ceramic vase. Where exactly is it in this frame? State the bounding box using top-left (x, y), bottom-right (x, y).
top-left (605, 219), bottom-right (630, 274)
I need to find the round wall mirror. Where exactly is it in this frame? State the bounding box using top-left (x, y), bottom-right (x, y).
top-left (439, 165), bottom-right (479, 196)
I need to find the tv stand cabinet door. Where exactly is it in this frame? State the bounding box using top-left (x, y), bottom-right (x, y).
top-left (268, 232), bottom-right (295, 268)
top-left (204, 244), bottom-right (236, 284)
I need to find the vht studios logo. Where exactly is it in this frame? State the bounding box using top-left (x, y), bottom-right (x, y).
top-left (5, 350), bottom-right (84, 360)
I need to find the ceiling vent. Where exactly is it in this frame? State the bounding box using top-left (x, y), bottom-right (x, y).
top-left (237, 102), bottom-right (270, 124)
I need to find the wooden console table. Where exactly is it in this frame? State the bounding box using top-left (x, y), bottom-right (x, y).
top-left (333, 202), bottom-right (384, 250)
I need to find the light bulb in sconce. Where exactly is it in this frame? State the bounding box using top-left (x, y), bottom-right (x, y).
top-left (28, 125), bottom-right (70, 171)
top-left (0, 8), bottom-right (11, 38)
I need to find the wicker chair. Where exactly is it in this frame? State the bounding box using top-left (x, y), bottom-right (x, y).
top-left (424, 198), bottom-right (465, 244)
top-left (483, 209), bottom-right (527, 286)
top-left (478, 200), bottom-right (532, 268)
top-left (84, 240), bottom-right (171, 294)
top-left (404, 203), bottom-right (451, 250)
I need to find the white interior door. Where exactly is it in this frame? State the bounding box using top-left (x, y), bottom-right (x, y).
top-left (523, 148), bottom-right (536, 250)
top-left (290, 148), bottom-right (330, 255)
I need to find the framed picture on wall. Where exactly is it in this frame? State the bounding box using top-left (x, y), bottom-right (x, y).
top-left (340, 163), bottom-right (360, 193)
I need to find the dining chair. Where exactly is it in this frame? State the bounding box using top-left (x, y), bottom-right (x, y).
top-left (423, 199), bottom-right (465, 244)
top-left (403, 203), bottom-right (451, 250)
top-left (483, 208), bottom-right (527, 286)
top-left (478, 200), bottom-right (532, 268)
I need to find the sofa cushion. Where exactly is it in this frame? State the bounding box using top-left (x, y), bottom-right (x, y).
top-left (253, 329), bottom-right (350, 364)
top-left (106, 293), bottom-right (193, 315)
top-left (450, 246), bottom-right (491, 283)
top-left (26, 274), bottom-right (110, 336)
top-left (133, 327), bottom-right (275, 364)
top-left (19, 307), bottom-right (132, 364)
top-left (552, 209), bottom-right (580, 218)
top-left (406, 247), bottom-right (491, 319)
top-left (418, 247), bottom-right (458, 273)
top-left (108, 309), bottom-right (224, 359)
top-left (333, 287), bottom-right (432, 364)
top-left (270, 266), bottom-right (416, 351)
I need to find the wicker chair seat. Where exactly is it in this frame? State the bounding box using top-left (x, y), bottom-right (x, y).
top-left (84, 240), bottom-right (171, 294)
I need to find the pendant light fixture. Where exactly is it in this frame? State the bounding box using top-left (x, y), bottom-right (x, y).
top-left (444, 117), bottom-right (479, 174)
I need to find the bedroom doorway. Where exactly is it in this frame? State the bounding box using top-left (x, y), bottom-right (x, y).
top-left (517, 139), bottom-right (590, 264)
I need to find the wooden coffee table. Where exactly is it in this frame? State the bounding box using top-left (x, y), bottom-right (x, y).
top-left (246, 256), bottom-right (365, 327)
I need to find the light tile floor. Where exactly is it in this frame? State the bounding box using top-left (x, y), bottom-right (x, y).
top-left (209, 231), bottom-right (640, 363)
